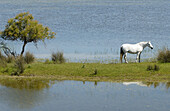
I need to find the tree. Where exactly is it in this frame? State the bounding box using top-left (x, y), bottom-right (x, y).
top-left (0, 12), bottom-right (56, 56)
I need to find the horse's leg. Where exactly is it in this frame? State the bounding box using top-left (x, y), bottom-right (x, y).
top-left (139, 52), bottom-right (141, 63)
top-left (124, 53), bottom-right (128, 63)
top-left (120, 54), bottom-right (124, 63)
top-left (136, 52), bottom-right (141, 63)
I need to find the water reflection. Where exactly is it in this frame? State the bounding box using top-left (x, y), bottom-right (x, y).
top-left (0, 78), bottom-right (55, 90)
top-left (0, 78), bottom-right (58, 110)
top-left (0, 78), bottom-right (169, 90)
top-left (123, 82), bottom-right (170, 89)
top-left (145, 82), bottom-right (170, 89)
top-left (83, 81), bottom-right (170, 89)
top-left (0, 79), bottom-right (169, 111)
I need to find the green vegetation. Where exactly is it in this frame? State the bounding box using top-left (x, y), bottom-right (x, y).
top-left (0, 12), bottom-right (56, 56)
top-left (0, 51), bottom-right (35, 76)
top-left (0, 61), bottom-right (169, 82)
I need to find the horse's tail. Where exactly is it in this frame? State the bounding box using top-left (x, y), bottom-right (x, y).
top-left (120, 46), bottom-right (124, 63)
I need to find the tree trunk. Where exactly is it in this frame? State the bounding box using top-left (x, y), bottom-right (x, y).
top-left (21, 42), bottom-right (27, 56)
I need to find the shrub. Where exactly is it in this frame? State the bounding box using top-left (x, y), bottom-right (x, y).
top-left (0, 60), bottom-right (7, 68)
top-left (82, 64), bottom-right (85, 68)
top-left (154, 65), bottom-right (160, 71)
top-left (0, 51), bottom-right (6, 60)
top-left (147, 64), bottom-right (160, 71)
top-left (44, 59), bottom-right (53, 64)
top-left (51, 52), bottom-right (66, 64)
top-left (157, 48), bottom-right (170, 63)
top-left (0, 51), bottom-right (7, 67)
top-left (0, 51), bottom-right (15, 63)
top-left (45, 59), bottom-right (50, 64)
top-left (94, 69), bottom-right (98, 75)
top-left (14, 57), bottom-right (25, 75)
top-left (147, 65), bottom-right (153, 71)
top-left (24, 52), bottom-right (35, 64)
top-left (6, 55), bottom-right (15, 63)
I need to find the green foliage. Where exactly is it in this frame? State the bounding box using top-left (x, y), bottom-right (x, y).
top-left (51, 52), bottom-right (66, 64)
top-left (157, 48), bottom-right (170, 63)
top-left (1, 12), bottom-right (56, 55)
top-left (24, 52), bottom-right (35, 64)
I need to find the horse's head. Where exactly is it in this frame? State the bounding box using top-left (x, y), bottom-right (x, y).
top-left (147, 41), bottom-right (153, 49)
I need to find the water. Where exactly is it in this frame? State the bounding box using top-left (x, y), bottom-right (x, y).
top-left (0, 0), bottom-right (170, 62)
top-left (0, 79), bottom-right (169, 111)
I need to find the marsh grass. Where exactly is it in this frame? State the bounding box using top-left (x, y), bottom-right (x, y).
top-left (157, 48), bottom-right (170, 63)
top-left (24, 52), bottom-right (35, 64)
top-left (52, 52), bottom-right (66, 64)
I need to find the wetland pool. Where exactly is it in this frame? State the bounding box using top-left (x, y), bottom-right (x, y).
top-left (0, 80), bottom-right (169, 111)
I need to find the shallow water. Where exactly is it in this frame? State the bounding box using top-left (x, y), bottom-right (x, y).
top-left (0, 80), bottom-right (169, 111)
top-left (0, 0), bottom-right (170, 62)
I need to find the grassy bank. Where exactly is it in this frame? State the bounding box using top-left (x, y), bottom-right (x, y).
top-left (0, 62), bottom-right (169, 82)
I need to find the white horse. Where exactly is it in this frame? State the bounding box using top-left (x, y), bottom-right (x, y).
top-left (120, 41), bottom-right (153, 63)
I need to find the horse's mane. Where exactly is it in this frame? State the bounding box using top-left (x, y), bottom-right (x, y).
top-left (137, 41), bottom-right (149, 47)
top-left (138, 41), bottom-right (148, 45)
